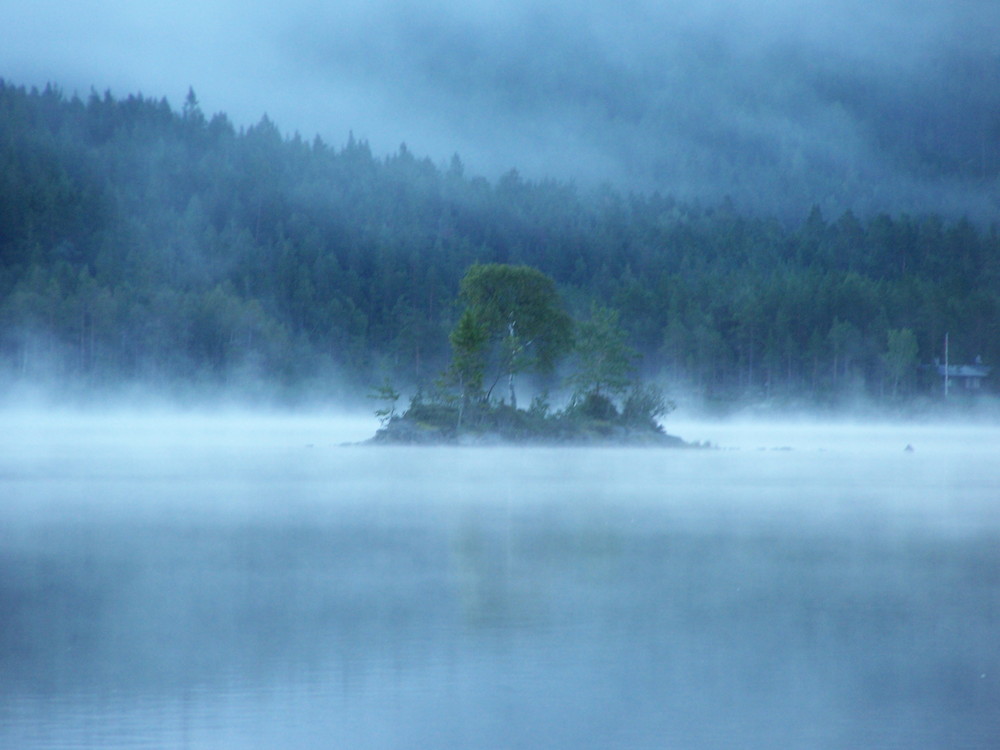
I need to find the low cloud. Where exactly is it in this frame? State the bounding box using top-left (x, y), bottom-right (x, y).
top-left (3, 0), bottom-right (999, 217)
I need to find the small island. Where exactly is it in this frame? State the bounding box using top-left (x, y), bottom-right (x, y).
top-left (366, 263), bottom-right (692, 447)
top-left (369, 390), bottom-right (688, 446)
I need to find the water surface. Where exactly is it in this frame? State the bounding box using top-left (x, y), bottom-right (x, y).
top-left (2, 413), bottom-right (998, 749)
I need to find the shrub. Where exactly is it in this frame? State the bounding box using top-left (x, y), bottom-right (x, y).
top-left (622, 384), bottom-right (674, 428)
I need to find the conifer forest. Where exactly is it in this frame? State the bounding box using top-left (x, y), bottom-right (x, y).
top-left (1, 80), bottom-right (998, 406)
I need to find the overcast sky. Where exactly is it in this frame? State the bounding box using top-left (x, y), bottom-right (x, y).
top-left (3, 0), bottom-right (999, 217)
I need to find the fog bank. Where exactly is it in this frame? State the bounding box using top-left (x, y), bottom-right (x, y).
top-left (3, 0), bottom-right (999, 217)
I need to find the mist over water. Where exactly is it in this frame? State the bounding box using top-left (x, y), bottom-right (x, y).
top-left (1, 409), bottom-right (998, 749)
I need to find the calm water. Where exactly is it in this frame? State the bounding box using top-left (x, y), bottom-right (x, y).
top-left (1, 412), bottom-right (999, 749)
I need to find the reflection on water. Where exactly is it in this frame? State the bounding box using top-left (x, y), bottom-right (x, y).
top-left (1, 415), bottom-right (999, 749)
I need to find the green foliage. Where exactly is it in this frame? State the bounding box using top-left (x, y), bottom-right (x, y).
top-left (367, 378), bottom-right (400, 426)
top-left (455, 263), bottom-right (573, 406)
top-left (622, 384), bottom-right (675, 428)
top-left (569, 392), bottom-right (620, 421)
top-left (401, 399), bottom-right (458, 428)
top-left (561, 383), bottom-right (673, 430)
top-left (448, 308), bottom-right (489, 398)
top-left (567, 304), bottom-right (636, 399)
top-left (527, 392), bottom-right (551, 419)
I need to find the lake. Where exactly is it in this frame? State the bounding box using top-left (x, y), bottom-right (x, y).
top-left (1, 411), bottom-right (998, 749)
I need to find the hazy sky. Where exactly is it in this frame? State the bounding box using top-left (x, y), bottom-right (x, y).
top-left (3, 0), bottom-right (999, 216)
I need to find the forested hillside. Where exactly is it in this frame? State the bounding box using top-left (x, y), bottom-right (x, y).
top-left (1, 80), bottom-right (998, 404)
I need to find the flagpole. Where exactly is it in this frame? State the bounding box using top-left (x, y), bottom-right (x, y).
top-left (944, 332), bottom-right (949, 398)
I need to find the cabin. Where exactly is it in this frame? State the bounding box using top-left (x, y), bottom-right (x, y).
top-left (934, 359), bottom-right (991, 391)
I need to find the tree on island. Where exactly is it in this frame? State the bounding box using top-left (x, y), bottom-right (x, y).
top-left (451, 263), bottom-right (573, 409)
top-left (564, 303), bottom-right (675, 426)
top-left (566, 303), bottom-right (637, 414)
top-left (367, 378), bottom-right (401, 427)
top-left (448, 307), bottom-right (489, 430)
